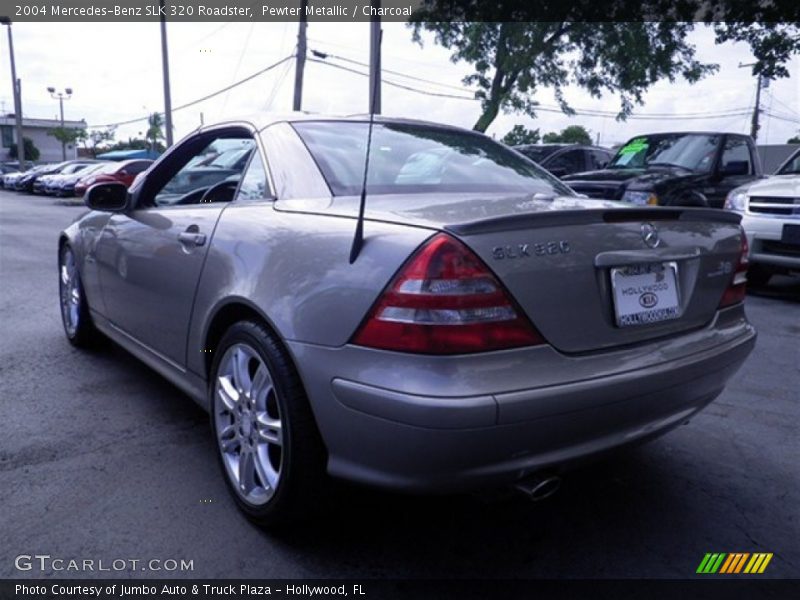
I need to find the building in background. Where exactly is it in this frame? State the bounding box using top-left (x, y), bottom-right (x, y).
top-left (0, 114), bottom-right (86, 163)
top-left (757, 144), bottom-right (799, 175)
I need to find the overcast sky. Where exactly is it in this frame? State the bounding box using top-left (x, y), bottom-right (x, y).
top-left (1, 21), bottom-right (797, 148)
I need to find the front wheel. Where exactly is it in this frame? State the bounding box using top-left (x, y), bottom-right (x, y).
top-left (59, 244), bottom-right (100, 347)
top-left (209, 321), bottom-right (327, 526)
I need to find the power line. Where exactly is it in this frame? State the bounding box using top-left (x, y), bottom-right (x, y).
top-left (311, 48), bottom-right (471, 94)
top-left (88, 55), bottom-right (295, 129)
top-left (307, 58), bottom-right (759, 121)
top-left (306, 57), bottom-right (476, 101)
top-left (220, 21), bottom-right (256, 117)
top-left (312, 46), bottom-right (767, 120)
top-left (762, 110), bottom-right (800, 124)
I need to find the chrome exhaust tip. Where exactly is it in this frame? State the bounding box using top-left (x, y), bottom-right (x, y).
top-left (513, 473), bottom-right (561, 502)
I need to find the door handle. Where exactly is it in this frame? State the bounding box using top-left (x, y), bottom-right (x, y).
top-left (178, 231), bottom-right (206, 246)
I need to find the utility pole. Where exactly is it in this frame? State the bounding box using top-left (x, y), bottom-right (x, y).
top-left (739, 62), bottom-right (763, 141)
top-left (368, 1), bottom-right (381, 114)
top-left (1, 18), bottom-right (25, 165)
top-left (293, 0), bottom-right (308, 111)
top-left (160, 0), bottom-right (174, 147)
top-left (750, 73), bottom-right (763, 141)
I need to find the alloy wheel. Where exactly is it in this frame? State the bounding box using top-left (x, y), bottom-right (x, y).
top-left (214, 343), bottom-right (283, 506)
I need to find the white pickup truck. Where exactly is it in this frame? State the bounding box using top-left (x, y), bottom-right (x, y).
top-left (725, 147), bottom-right (800, 286)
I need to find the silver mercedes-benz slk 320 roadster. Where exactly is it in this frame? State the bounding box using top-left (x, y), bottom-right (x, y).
top-left (59, 114), bottom-right (756, 524)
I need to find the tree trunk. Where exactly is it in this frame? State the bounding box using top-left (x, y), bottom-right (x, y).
top-left (473, 102), bottom-right (500, 132)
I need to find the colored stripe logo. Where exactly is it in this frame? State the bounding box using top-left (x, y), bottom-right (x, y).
top-left (697, 552), bottom-right (773, 574)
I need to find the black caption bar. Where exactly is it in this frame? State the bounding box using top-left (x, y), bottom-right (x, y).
top-left (6, 1), bottom-right (422, 22)
top-left (2, 580), bottom-right (800, 600)
top-left (4, 0), bottom-right (800, 23)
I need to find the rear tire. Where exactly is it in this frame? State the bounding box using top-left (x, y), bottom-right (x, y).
top-left (59, 244), bottom-right (101, 348)
top-left (747, 264), bottom-right (773, 287)
top-left (209, 320), bottom-right (327, 527)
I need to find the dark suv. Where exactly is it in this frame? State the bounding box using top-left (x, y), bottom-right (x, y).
top-left (562, 132), bottom-right (763, 208)
top-left (515, 144), bottom-right (613, 178)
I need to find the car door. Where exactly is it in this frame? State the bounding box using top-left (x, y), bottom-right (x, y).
top-left (705, 135), bottom-right (756, 208)
top-left (95, 126), bottom-right (256, 367)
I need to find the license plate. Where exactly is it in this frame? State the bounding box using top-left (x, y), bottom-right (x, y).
top-left (611, 262), bottom-right (681, 327)
top-left (782, 224), bottom-right (800, 246)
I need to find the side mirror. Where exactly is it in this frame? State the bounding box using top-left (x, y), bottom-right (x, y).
top-left (85, 182), bottom-right (128, 212)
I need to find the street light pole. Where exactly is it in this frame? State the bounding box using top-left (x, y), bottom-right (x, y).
top-left (0, 18), bottom-right (25, 165)
top-left (47, 86), bottom-right (72, 161)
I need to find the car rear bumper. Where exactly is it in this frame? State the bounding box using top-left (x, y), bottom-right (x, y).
top-left (288, 306), bottom-right (756, 492)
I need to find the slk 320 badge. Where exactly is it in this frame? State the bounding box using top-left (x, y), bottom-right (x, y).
top-left (492, 241), bottom-right (571, 260)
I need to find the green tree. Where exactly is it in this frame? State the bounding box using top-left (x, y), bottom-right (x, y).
top-left (84, 128), bottom-right (116, 157)
top-left (502, 125), bottom-right (541, 145)
top-left (106, 136), bottom-right (165, 154)
top-left (411, 5), bottom-right (800, 132)
top-left (542, 125), bottom-right (592, 145)
top-left (47, 126), bottom-right (86, 147)
top-left (9, 137), bottom-right (40, 162)
top-left (411, 20), bottom-right (714, 132)
top-left (145, 112), bottom-right (165, 152)
top-left (788, 135), bottom-right (800, 144)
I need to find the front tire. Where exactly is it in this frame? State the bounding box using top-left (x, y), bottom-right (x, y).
top-left (209, 321), bottom-right (327, 526)
top-left (59, 244), bottom-right (100, 347)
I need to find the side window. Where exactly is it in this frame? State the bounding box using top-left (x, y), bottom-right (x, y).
top-left (590, 150), bottom-right (611, 170)
top-left (127, 161), bottom-right (151, 175)
top-left (150, 137), bottom-right (255, 206)
top-left (235, 152), bottom-right (270, 201)
top-left (546, 149), bottom-right (583, 174)
top-left (720, 138), bottom-right (753, 176)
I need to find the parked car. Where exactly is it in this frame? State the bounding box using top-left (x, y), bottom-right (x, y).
top-left (724, 146), bottom-right (800, 286)
top-left (16, 160), bottom-right (94, 193)
top-left (33, 162), bottom-right (99, 194)
top-left (73, 159), bottom-right (154, 197)
top-left (59, 115), bottom-right (755, 525)
top-left (1, 160), bottom-right (35, 180)
top-left (2, 169), bottom-right (23, 189)
top-left (563, 132), bottom-right (764, 207)
top-left (514, 144), bottom-right (613, 178)
top-left (4, 164), bottom-right (53, 191)
top-left (47, 162), bottom-right (111, 197)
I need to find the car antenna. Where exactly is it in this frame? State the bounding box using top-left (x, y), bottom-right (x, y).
top-left (349, 30), bottom-right (382, 264)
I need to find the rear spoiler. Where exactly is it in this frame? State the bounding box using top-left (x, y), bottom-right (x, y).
top-left (444, 207), bottom-right (742, 236)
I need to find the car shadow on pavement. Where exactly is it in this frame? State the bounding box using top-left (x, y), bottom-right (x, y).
top-left (747, 275), bottom-right (800, 303)
top-left (258, 446), bottom-right (713, 578)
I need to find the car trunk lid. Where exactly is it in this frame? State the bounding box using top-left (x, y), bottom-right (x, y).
top-left (445, 206), bottom-right (743, 353)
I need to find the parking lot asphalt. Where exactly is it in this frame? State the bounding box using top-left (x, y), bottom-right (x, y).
top-left (1, 190), bottom-right (798, 580)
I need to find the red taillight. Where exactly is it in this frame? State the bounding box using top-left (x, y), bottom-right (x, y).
top-left (719, 229), bottom-right (749, 308)
top-left (352, 233), bottom-right (545, 354)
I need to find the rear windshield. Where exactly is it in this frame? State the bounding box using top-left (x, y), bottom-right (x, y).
top-left (516, 146), bottom-right (561, 163)
top-left (292, 121), bottom-right (573, 196)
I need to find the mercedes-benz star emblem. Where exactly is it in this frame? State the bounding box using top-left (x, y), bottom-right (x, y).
top-left (641, 222), bottom-right (660, 248)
